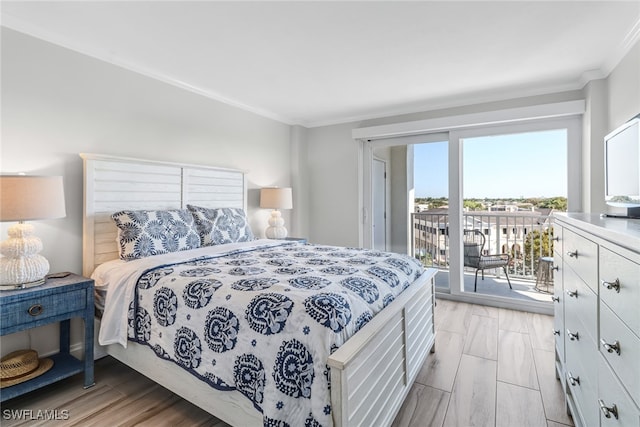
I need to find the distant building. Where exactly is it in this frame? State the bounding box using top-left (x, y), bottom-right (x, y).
top-left (413, 208), bottom-right (553, 274)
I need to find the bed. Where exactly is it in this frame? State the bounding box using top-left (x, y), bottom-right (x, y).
top-left (81, 153), bottom-right (436, 427)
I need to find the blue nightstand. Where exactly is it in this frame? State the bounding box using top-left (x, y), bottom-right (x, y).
top-left (0, 274), bottom-right (95, 401)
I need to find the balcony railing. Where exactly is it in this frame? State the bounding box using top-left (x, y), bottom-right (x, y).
top-left (411, 211), bottom-right (554, 281)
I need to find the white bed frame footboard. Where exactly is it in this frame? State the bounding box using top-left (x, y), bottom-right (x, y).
top-left (328, 270), bottom-right (435, 426)
top-left (83, 154), bottom-right (436, 427)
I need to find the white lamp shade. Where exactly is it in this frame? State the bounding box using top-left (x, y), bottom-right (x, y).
top-left (260, 187), bottom-right (293, 210)
top-left (1, 175), bottom-right (66, 222)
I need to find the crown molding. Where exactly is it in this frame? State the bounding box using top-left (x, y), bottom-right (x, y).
top-left (600, 16), bottom-right (640, 79)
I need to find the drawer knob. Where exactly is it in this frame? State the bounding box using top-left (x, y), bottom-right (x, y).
top-left (552, 296), bottom-right (560, 303)
top-left (567, 329), bottom-right (579, 341)
top-left (565, 289), bottom-right (578, 298)
top-left (551, 265), bottom-right (559, 271)
top-left (567, 372), bottom-right (580, 386)
top-left (552, 236), bottom-right (560, 242)
top-left (601, 278), bottom-right (620, 293)
top-left (598, 400), bottom-right (619, 420)
top-left (553, 329), bottom-right (560, 336)
top-left (28, 304), bottom-right (44, 317)
top-left (567, 250), bottom-right (578, 258)
top-left (600, 339), bottom-right (621, 355)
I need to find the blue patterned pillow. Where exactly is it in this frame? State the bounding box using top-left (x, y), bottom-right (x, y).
top-left (112, 209), bottom-right (201, 261)
top-left (187, 205), bottom-right (255, 246)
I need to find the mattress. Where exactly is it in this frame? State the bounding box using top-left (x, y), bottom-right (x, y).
top-left (92, 239), bottom-right (425, 426)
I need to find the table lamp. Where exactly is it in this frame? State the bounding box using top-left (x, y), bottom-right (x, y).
top-left (0, 175), bottom-right (66, 289)
top-left (260, 187), bottom-right (292, 239)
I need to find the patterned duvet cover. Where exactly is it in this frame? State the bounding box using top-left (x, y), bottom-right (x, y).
top-left (126, 241), bottom-right (424, 426)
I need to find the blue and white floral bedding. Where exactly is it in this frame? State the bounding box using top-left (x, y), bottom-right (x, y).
top-left (96, 240), bottom-right (424, 427)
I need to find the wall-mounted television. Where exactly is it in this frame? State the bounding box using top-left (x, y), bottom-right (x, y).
top-left (604, 116), bottom-right (640, 218)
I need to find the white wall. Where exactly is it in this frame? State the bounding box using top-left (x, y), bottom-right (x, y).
top-left (1, 28), bottom-right (293, 357)
top-left (306, 122), bottom-right (361, 246)
top-left (608, 40), bottom-right (640, 129)
top-left (582, 79), bottom-right (608, 213)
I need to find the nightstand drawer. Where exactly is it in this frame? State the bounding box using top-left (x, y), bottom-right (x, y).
top-left (0, 288), bottom-right (87, 330)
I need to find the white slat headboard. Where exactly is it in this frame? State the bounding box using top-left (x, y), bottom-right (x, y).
top-left (81, 153), bottom-right (247, 276)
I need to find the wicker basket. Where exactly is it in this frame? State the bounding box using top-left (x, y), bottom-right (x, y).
top-left (0, 350), bottom-right (39, 379)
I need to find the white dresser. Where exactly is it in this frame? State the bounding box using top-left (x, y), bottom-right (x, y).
top-left (553, 213), bottom-right (640, 427)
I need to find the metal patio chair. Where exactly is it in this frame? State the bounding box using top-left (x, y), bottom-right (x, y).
top-left (463, 229), bottom-right (512, 292)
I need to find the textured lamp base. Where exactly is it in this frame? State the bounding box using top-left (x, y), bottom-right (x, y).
top-left (0, 222), bottom-right (50, 289)
top-left (265, 210), bottom-right (288, 239)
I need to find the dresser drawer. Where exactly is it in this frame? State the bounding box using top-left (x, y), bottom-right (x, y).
top-left (0, 288), bottom-right (88, 331)
top-left (566, 340), bottom-right (599, 427)
top-left (553, 225), bottom-right (564, 258)
top-left (553, 264), bottom-right (565, 362)
top-left (566, 306), bottom-right (599, 427)
top-left (600, 245), bottom-right (640, 334)
top-left (599, 356), bottom-right (640, 427)
top-left (564, 265), bottom-right (597, 344)
top-left (563, 228), bottom-right (598, 292)
top-left (600, 302), bottom-right (640, 404)
top-left (554, 301), bottom-right (565, 362)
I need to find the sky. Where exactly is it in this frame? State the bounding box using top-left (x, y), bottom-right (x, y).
top-left (414, 129), bottom-right (568, 199)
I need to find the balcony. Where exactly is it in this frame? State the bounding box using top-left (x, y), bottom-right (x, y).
top-left (412, 210), bottom-right (555, 302)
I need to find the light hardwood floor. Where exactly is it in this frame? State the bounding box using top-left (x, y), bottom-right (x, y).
top-left (2, 299), bottom-right (574, 427)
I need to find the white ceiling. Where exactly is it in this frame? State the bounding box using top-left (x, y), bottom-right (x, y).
top-left (2, 1), bottom-right (640, 127)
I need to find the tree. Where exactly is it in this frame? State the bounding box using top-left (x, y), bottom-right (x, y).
top-left (463, 200), bottom-right (483, 211)
top-left (524, 228), bottom-right (554, 272)
top-left (538, 197), bottom-right (567, 211)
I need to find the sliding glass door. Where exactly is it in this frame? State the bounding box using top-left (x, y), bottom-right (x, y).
top-left (361, 113), bottom-right (582, 311)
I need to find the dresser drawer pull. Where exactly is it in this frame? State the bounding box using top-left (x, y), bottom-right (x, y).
top-left (552, 236), bottom-right (560, 242)
top-left (598, 400), bottom-right (619, 420)
top-left (552, 296), bottom-right (560, 303)
top-left (565, 289), bottom-right (578, 298)
top-left (600, 339), bottom-right (621, 355)
top-left (567, 330), bottom-right (579, 341)
top-left (553, 329), bottom-right (560, 336)
top-left (551, 265), bottom-right (559, 271)
top-left (601, 278), bottom-right (620, 293)
top-left (567, 250), bottom-right (578, 258)
top-left (28, 304), bottom-right (44, 316)
top-left (567, 372), bottom-right (580, 386)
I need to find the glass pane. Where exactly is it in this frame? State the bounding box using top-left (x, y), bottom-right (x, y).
top-left (413, 141), bottom-right (450, 292)
top-left (462, 129), bottom-right (567, 300)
